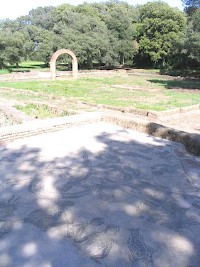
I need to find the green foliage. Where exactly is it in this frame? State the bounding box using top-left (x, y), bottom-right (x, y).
top-left (15, 103), bottom-right (69, 118)
top-left (28, 6), bottom-right (55, 30)
top-left (52, 10), bottom-right (112, 67)
top-left (0, 69), bottom-right (10, 74)
top-left (137, 2), bottom-right (186, 67)
top-left (184, 9), bottom-right (200, 64)
top-left (0, 1), bottom-right (198, 73)
top-left (0, 22), bottom-right (25, 67)
top-left (23, 25), bottom-right (54, 64)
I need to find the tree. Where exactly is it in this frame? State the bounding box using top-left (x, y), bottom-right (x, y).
top-left (28, 6), bottom-right (55, 30)
top-left (52, 6), bottom-right (114, 67)
top-left (1, 1), bottom-right (192, 70)
top-left (0, 2), bottom-right (140, 68)
top-left (0, 21), bottom-right (25, 67)
top-left (184, 9), bottom-right (200, 66)
top-left (137, 2), bottom-right (186, 67)
top-left (24, 25), bottom-right (54, 64)
top-left (98, 2), bottom-right (139, 65)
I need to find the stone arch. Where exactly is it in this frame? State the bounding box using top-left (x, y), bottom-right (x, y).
top-left (50, 49), bottom-right (78, 80)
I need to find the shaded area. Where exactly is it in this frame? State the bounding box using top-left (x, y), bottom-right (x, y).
top-left (9, 63), bottom-right (47, 72)
top-left (0, 63), bottom-right (48, 75)
top-left (0, 123), bottom-right (200, 266)
top-left (149, 78), bottom-right (200, 90)
top-left (160, 69), bottom-right (200, 79)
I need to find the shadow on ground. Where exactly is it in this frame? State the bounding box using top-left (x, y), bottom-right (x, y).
top-left (0, 124), bottom-right (200, 266)
top-left (11, 63), bottom-right (47, 71)
top-left (149, 78), bottom-right (200, 90)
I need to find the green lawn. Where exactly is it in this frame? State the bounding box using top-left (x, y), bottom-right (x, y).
top-left (15, 103), bottom-right (69, 119)
top-left (0, 74), bottom-right (199, 112)
top-left (0, 69), bottom-right (11, 75)
top-left (2, 61), bottom-right (70, 73)
top-left (1, 61), bottom-right (48, 73)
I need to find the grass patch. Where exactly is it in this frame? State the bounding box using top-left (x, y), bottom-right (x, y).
top-left (10, 61), bottom-right (49, 72)
top-left (0, 74), bottom-right (199, 111)
top-left (0, 69), bottom-right (11, 75)
top-left (18, 61), bottom-right (46, 69)
top-left (15, 103), bottom-right (70, 119)
top-left (0, 91), bottom-right (42, 101)
top-left (0, 61), bottom-right (48, 74)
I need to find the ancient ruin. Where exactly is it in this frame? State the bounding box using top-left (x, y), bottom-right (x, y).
top-left (50, 49), bottom-right (78, 80)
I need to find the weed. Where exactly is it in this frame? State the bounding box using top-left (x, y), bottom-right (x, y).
top-left (15, 103), bottom-right (69, 119)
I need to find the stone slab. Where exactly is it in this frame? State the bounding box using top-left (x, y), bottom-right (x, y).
top-left (0, 122), bottom-right (200, 267)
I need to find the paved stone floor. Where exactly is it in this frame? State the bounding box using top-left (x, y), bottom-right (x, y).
top-left (0, 122), bottom-right (200, 267)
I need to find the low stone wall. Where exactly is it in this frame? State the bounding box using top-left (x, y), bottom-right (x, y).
top-left (103, 113), bottom-right (200, 156)
top-left (0, 111), bottom-right (199, 156)
top-left (0, 102), bottom-right (30, 125)
top-left (0, 112), bottom-right (102, 143)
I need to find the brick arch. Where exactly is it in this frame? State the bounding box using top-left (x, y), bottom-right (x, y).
top-left (50, 49), bottom-right (78, 80)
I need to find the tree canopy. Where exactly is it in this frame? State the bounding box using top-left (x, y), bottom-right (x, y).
top-left (184, 9), bottom-right (200, 65)
top-left (137, 2), bottom-right (186, 67)
top-left (0, 1), bottom-right (199, 70)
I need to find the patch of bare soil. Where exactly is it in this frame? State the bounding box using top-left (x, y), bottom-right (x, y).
top-left (157, 110), bottom-right (200, 134)
top-left (0, 71), bottom-right (44, 81)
